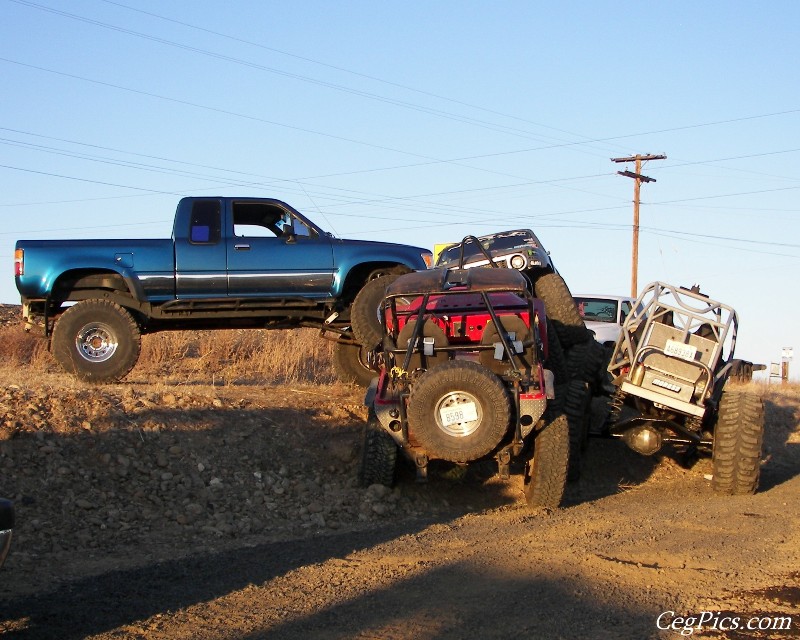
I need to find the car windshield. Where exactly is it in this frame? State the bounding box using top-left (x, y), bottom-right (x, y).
top-left (436, 231), bottom-right (534, 265)
top-left (575, 297), bottom-right (619, 323)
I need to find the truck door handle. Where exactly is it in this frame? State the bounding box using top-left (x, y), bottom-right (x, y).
top-left (234, 244), bottom-right (250, 251)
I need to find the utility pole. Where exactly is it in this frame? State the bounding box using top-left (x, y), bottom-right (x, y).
top-left (611, 153), bottom-right (667, 297)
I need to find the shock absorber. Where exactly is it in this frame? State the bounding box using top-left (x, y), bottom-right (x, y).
top-left (607, 387), bottom-right (626, 424)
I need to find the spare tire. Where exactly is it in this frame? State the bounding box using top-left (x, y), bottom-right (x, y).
top-left (407, 360), bottom-right (511, 463)
top-left (534, 272), bottom-right (590, 348)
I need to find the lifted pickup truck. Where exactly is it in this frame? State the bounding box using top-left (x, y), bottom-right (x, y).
top-left (15, 197), bottom-right (432, 383)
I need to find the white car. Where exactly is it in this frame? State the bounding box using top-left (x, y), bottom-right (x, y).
top-left (573, 294), bottom-right (636, 349)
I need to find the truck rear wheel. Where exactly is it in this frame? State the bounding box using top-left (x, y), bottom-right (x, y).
top-left (534, 273), bottom-right (590, 348)
top-left (523, 408), bottom-right (569, 508)
top-left (358, 410), bottom-right (398, 487)
top-left (712, 390), bottom-right (765, 495)
top-left (407, 360), bottom-right (511, 463)
top-left (332, 341), bottom-right (376, 387)
top-left (52, 300), bottom-right (141, 383)
top-left (350, 270), bottom-right (406, 348)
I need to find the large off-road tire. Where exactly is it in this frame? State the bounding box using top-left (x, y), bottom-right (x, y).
top-left (544, 318), bottom-right (568, 385)
top-left (523, 408), bottom-right (569, 508)
top-left (358, 410), bottom-right (398, 487)
top-left (332, 341), bottom-right (376, 387)
top-left (534, 272), bottom-right (590, 348)
top-left (51, 300), bottom-right (141, 383)
top-left (564, 379), bottom-right (591, 481)
top-left (350, 271), bottom-right (406, 348)
top-left (712, 390), bottom-right (765, 495)
top-left (566, 337), bottom-right (608, 394)
top-left (407, 360), bottom-right (511, 463)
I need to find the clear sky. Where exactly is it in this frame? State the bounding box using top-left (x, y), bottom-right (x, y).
top-left (2, 1), bottom-right (798, 377)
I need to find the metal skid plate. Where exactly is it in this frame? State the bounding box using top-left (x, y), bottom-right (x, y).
top-left (519, 393), bottom-right (547, 437)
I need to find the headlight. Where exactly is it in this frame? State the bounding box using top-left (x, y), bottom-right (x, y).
top-left (510, 254), bottom-right (526, 270)
top-left (421, 252), bottom-right (433, 269)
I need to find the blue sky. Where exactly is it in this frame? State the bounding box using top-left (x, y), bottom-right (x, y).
top-left (2, 1), bottom-right (799, 376)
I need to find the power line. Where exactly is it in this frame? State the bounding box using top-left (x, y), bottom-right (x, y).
top-left (97, 0), bottom-right (617, 146)
top-left (0, 56), bottom-right (624, 199)
top-left (9, 0), bottom-right (613, 150)
top-left (11, 1), bottom-right (800, 174)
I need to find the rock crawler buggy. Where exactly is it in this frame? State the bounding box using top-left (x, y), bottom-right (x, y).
top-left (606, 282), bottom-right (765, 495)
top-left (358, 243), bottom-right (572, 509)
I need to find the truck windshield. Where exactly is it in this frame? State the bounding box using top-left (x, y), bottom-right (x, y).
top-left (437, 231), bottom-right (533, 265)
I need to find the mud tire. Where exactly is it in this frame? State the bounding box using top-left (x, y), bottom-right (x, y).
top-left (358, 410), bottom-right (398, 487)
top-left (544, 319), bottom-right (568, 385)
top-left (407, 360), bottom-right (511, 463)
top-left (52, 299), bottom-right (141, 383)
top-left (350, 272), bottom-right (405, 348)
top-left (564, 380), bottom-right (591, 481)
top-left (566, 337), bottom-right (608, 394)
top-left (712, 390), bottom-right (765, 495)
top-left (523, 408), bottom-right (569, 508)
top-left (535, 273), bottom-right (590, 348)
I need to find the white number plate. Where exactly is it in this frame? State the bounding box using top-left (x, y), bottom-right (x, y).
top-left (664, 339), bottom-right (697, 361)
top-left (440, 402), bottom-right (478, 426)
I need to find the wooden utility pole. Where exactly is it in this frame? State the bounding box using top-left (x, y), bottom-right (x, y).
top-left (611, 153), bottom-right (666, 297)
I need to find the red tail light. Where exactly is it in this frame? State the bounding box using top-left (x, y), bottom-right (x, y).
top-left (14, 249), bottom-right (23, 276)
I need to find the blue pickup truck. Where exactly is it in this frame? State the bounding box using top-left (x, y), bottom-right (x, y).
top-left (15, 196), bottom-right (432, 384)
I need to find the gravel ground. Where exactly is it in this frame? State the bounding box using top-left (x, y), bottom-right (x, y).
top-left (0, 339), bottom-right (798, 638)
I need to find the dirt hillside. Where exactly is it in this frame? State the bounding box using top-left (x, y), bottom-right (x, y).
top-left (0, 309), bottom-right (797, 639)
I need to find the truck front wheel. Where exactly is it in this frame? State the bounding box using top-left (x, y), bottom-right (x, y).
top-left (52, 300), bottom-right (141, 383)
top-left (350, 270), bottom-right (407, 348)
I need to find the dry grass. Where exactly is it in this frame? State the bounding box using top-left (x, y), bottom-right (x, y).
top-left (0, 325), bottom-right (338, 386)
top-left (0, 320), bottom-right (797, 398)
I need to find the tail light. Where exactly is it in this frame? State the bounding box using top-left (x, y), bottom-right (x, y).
top-left (14, 249), bottom-right (23, 277)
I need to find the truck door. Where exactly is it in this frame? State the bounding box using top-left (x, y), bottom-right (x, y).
top-left (175, 199), bottom-right (228, 298)
top-left (225, 201), bottom-right (334, 297)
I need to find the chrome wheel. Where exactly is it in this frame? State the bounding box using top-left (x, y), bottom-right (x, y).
top-left (434, 391), bottom-right (483, 438)
top-left (75, 322), bottom-right (118, 363)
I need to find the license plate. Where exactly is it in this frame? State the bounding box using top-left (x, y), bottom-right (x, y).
top-left (664, 339), bottom-right (697, 361)
top-left (440, 402), bottom-right (478, 426)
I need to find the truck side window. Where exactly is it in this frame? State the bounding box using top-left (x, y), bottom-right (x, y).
top-left (232, 202), bottom-right (283, 238)
top-left (190, 201), bottom-right (221, 244)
